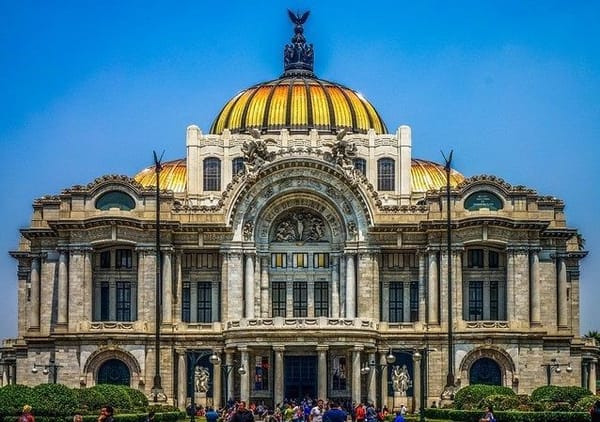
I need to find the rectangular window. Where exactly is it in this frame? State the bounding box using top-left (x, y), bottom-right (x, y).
top-left (313, 253), bottom-right (330, 268)
top-left (100, 281), bottom-right (110, 320)
top-left (182, 282), bottom-right (191, 322)
top-left (197, 282), bottom-right (212, 323)
top-left (383, 253), bottom-right (416, 269)
top-left (410, 281), bottom-right (419, 322)
top-left (377, 158), bottom-right (395, 191)
top-left (116, 281), bottom-right (131, 321)
top-left (389, 282), bottom-right (403, 322)
top-left (116, 249), bottom-right (132, 269)
top-left (100, 251), bottom-right (111, 268)
top-left (292, 253), bottom-right (309, 268)
top-left (469, 281), bottom-right (483, 321)
top-left (468, 249), bottom-right (484, 268)
top-left (203, 158), bottom-right (221, 191)
top-left (332, 356), bottom-right (347, 391)
top-left (293, 282), bottom-right (307, 317)
top-left (272, 282), bottom-right (286, 317)
top-left (354, 158), bottom-right (367, 176)
top-left (490, 281), bottom-right (499, 320)
top-left (183, 253), bottom-right (195, 269)
top-left (488, 251), bottom-right (499, 268)
top-left (314, 281), bottom-right (329, 317)
top-left (271, 253), bottom-right (287, 268)
top-left (254, 355), bottom-right (270, 391)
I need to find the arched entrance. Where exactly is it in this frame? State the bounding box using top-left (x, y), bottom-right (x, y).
top-left (97, 358), bottom-right (131, 385)
top-left (469, 357), bottom-right (501, 385)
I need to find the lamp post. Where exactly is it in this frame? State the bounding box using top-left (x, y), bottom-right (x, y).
top-left (542, 358), bottom-right (573, 385)
top-left (31, 358), bottom-right (62, 384)
top-left (209, 353), bottom-right (246, 409)
top-left (360, 350), bottom-right (396, 407)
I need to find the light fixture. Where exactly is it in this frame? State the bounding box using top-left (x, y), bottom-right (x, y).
top-left (238, 365), bottom-right (246, 375)
top-left (31, 365), bottom-right (38, 374)
top-left (386, 350), bottom-right (396, 364)
top-left (555, 366), bottom-right (561, 374)
top-left (43, 368), bottom-right (49, 375)
top-left (360, 364), bottom-right (371, 375)
top-left (566, 362), bottom-right (573, 373)
top-left (209, 353), bottom-right (221, 365)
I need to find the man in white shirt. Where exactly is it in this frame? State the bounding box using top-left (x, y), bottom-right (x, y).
top-left (310, 399), bottom-right (324, 422)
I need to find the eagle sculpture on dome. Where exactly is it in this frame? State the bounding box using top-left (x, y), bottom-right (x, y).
top-left (288, 9), bottom-right (310, 25)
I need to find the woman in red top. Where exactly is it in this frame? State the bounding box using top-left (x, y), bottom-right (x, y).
top-left (20, 405), bottom-right (35, 422)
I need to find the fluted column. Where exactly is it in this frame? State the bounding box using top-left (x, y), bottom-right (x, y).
top-left (352, 346), bottom-right (362, 404)
top-left (225, 350), bottom-right (234, 402)
top-left (240, 347), bottom-right (250, 401)
top-left (57, 250), bottom-right (68, 325)
top-left (530, 250), bottom-right (541, 324)
top-left (274, 346), bottom-right (285, 406)
top-left (379, 352), bottom-right (388, 410)
top-left (173, 252), bottom-right (183, 324)
top-left (367, 352), bottom-right (377, 406)
top-left (162, 251), bottom-right (173, 324)
top-left (413, 352), bottom-right (422, 414)
top-left (418, 252), bottom-right (426, 323)
top-left (331, 255), bottom-right (340, 318)
top-left (212, 351), bottom-right (223, 408)
top-left (245, 254), bottom-right (255, 318)
top-left (346, 254), bottom-right (356, 318)
top-left (557, 256), bottom-right (568, 327)
top-left (589, 359), bottom-right (597, 394)
top-left (29, 256), bottom-right (41, 329)
top-left (317, 346), bottom-right (328, 400)
top-left (260, 256), bottom-right (269, 317)
top-left (428, 252), bottom-right (439, 324)
top-left (177, 350), bottom-right (187, 410)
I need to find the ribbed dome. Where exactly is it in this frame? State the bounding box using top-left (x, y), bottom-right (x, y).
top-left (133, 158), bottom-right (464, 194)
top-left (210, 76), bottom-right (388, 135)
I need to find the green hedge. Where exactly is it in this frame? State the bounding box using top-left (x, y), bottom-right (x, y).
top-left (531, 385), bottom-right (592, 405)
top-left (424, 408), bottom-right (592, 422)
top-left (453, 384), bottom-right (516, 410)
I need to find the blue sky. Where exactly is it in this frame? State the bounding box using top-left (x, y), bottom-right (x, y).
top-left (1, 1), bottom-right (598, 339)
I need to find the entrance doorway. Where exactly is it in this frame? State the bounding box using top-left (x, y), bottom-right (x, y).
top-left (284, 356), bottom-right (317, 400)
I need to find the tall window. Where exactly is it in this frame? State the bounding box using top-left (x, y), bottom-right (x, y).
top-left (116, 249), bottom-right (132, 269)
top-left (468, 249), bottom-right (484, 268)
top-left (272, 282), bottom-right (286, 317)
top-left (389, 282), bottom-right (403, 322)
top-left (410, 281), bottom-right (419, 322)
top-left (182, 282), bottom-right (191, 323)
top-left (197, 283), bottom-right (212, 323)
top-left (293, 282), bottom-right (307, 317)
top-left (490, 281), bottom-right (499, 320)
top-left (314, 282), bottom-right (329, 317)
top-left (203, 157), bottom-right (221, 191)
top-left (468, 281), bottom-right (484, 321)
top-left (377, 158), bottom-right (395, 191)
top-left (100, 282), bottom-right (110, 320)
top-left (232, 157), bottom-right (245, 176)
top-left (271, 253), bottom-right (287, 268)
top-left (116, 282), bottom-right (131, 321)
top-left (354, 158), bottom-right (367, 176)
top-left (292, 253), bottom-right (309, 268)
top-left (100, 251), bottom-right (111, 268)
top-left (313, 253), bottom-right (330, 268)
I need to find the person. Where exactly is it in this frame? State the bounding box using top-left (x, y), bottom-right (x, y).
top-left (98, 406), bottom-right (114, 422)
top-left (392, 411), bottom-right (404, 422)
top-left (323, 401), bottom-right (347, 422)
top-left (365, 403), bottom-right (376, 422)
top-left (145, 411), bottom-right (155, 422)
top-left (310, 399), bottom-right (324, 422)
top-left (20, 405), bottom-right (35, 422)
top-left (73, 415), bottom-right (83, 422)
top-left (591, 400), bottom-right (600, 422)
top-left (354, 403), bottom-right (366, 422)
top-left (399, 405), bottom-right (407, 417)
top-left (230, 401), bottom-right (255, 422)
top-left (206, 407), bottom-right (219, 422)
top-left (479, 405), bottom-right (495, 422)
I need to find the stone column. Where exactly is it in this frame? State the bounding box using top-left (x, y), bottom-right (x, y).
top-left (557, 256), bottom-right (568, 327)
top-left (173, 252), bottom-right (182, 324)
top-left (57, 250), bottom-right (68, 325)
top-left (589, 359), bottom-right (597, 394)
top-left (418, 252), bottom-right (426, 323)
top-left (177, 350), bottom-right (187, 410)
top-left (352, 346), bottom-right (362, 404)
top-left (1, 366), bottom-right (7, 386)
top-left (83, 249), bottom-right (93, 322)
top-left (346, 254), bottom-right (356, 318)
top-left (29, 256), bottom-right (41, 329)
top-left (428, 252), bottom-right (439, 324)
top-left (212, 351), bottom-right (223, 408)
top-left (245, 254), bottom-right (255, 319)
top-left (190, 283), bottom-right (198, 323)
top-left (109, 282), bottom-right (117, 320)
top-left (413, 352), bottom-right (422, 413)
top-left (379, 351), bottom-right (389, 410)
top-left (212, 281), bottom-right (220, 322)
top-left (317, 346), bottom-right (328, 400)
top-left (260, 256), bottom-right (269, 317)
top-left (274, 346), bottom-right (285, 406)
top-left (506, 250), bottom-right (515, 322)
top-left (367, 352), bottom-right (377, 406)
top-left (403, 283), bottom-right (411, 322)
top-left (162, 251), bottom-right (173, 324)
top-left (453, 251), bottom-right (463, 323)
top-left (529, 250), bottom-right (540, 324)
top-left (331, 255), bottom-right (340, 318)
top-left (225, 350), bottom-right (234, 402)
top-left (240, 347), bottom-right (250, 402)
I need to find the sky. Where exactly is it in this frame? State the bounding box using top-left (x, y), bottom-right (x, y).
top-left (0, 1), bottom-right (599, 340)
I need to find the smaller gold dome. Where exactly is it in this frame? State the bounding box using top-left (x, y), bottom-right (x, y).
top-left (133, 158), bottom-right (464, 195)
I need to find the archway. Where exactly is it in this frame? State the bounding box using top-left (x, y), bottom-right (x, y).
top-left (97, 358), bottom-right (131, 385)
top-left (469, 357), bottom-right (501, 385)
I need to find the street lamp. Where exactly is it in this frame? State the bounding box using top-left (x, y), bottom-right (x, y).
top-left (209, 353), bottom-right (246, 409)
top-left (360, 350), bottom-right (396, 374)
top-left (542, 358), bottom-right (573, 385)
top-left (31, 359), bottom-right (62, 384)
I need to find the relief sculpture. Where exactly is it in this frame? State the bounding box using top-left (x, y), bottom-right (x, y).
top-left (273, 211), bottom-right (326, 242)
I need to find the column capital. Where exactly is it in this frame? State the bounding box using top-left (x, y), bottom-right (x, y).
top-left (175, 348), bottom-right (187, 356)
top-left (353, 345), bottom-right (364, 352)
top-left (273, 345), bottom-right (286, 352)
top-left (316, 345), bottom-right (330, 352)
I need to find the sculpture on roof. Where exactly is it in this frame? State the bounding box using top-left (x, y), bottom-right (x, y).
top-left (283, 10), bottom-right (314, 76)
top-left (241, 128), bottom-right (277, 175)
top-left (324, 129), bottom-right (357, 169)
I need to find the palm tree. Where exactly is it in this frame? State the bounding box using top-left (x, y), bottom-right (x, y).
top-left (584, 330), bottom-right (600, 345)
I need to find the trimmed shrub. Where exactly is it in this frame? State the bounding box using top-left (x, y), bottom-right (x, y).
top-left (0, 384), bottom-right (34, 416)
top-left (574, 394), bottom-right (600, 412)
top-left (453, 384), bottom-right (516, 410)
top-left (124, 387), bottom-right (148, 410)
top-left (73, 387), bottom-right (107, 413)
top-left (480, 394), bottom-right (520, 411)
top-left (31, 384), bottom-right (78, 416)
top-left (88, 385), bottom-right (133, 411)
top-left (424, 408), bottom-right (592, 422)
top-left (531, 385), bottom-right (592, 406)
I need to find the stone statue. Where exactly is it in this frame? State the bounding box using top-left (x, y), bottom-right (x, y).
top-left (392, 364), bottom-right (411, 395)
top-left (194, 366), bottom-right (210, 393)
top-left (241, 129), bottom-right (277, 174)
top-left (324, 129), bottom-right (357, 168)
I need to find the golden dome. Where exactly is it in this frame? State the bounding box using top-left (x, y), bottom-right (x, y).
top-left (133, 158), bottom-right (464, 195)
top-left (210, 76), bottom-right (388, 135)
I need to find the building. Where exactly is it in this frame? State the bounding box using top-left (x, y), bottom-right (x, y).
top-left (2, 11), bottom-right (598, 410)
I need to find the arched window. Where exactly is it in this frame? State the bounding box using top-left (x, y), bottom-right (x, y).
top-left (97, 359), bottom-right (131, 385)
top-left (469, 357), bottom-right (502, 385)
top-left (232, 157), bottom-right (245, 176)
top-left (377, 158), bottom-right (395, 191)
top-left (204, 158), bottom-right (221, 191)
top-left (354, 158), bottom-right (367, 176)
top-left (95, 191), bottom-right (136, 211)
